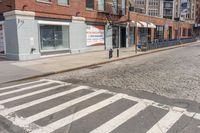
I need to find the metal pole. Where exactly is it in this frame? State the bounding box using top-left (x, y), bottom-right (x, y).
top-left (117, 48), bottom-right (119, 57)
top-left (135, 17), bottom-right (138, 53)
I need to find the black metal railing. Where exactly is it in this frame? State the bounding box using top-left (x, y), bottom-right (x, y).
top-left (138, 38), bottom-right (197, 51)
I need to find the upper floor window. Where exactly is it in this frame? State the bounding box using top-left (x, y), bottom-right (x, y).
top-left (58, 0), bottom-right (69, 5)
top-left (86, 0), bottom-right (94, 9)
top-left (164, 2), bottom-right (173, 8)
top-left (148, 9), bottom-right (158, 16)
top-left (149, 0), bottom-right (159, 6)
top-left (135, 0), bottom-right (145, 5)
top-left (98, 0), bottom-right (105, 11)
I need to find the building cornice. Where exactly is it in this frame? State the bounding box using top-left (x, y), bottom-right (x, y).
top-left (3, 10), bottom-right (35, 20)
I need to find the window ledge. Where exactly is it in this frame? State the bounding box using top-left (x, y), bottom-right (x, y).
top-left (58, 4), bottom-right (70, 7)
top-left (86, 8), bottom-right (96, 12)
top-left (36, 0), bottom-right (52, 4)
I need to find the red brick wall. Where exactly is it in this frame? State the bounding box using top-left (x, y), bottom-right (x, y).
top-left (15, 0), bottom-right (107, 21)
top-left (196, 0), bottom-right (200, 24)
top-left (0, 0), bottom-right (15, 14)
top-left (1, 0), bottom-right (192, 39)
top-left (14, 0), bottom-right (129, 22)
top-left (130, 13), bottom-right (193, 39)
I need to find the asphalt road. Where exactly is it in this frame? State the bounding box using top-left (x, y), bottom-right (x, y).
top-left (0, 43), bottom-right (200, 133)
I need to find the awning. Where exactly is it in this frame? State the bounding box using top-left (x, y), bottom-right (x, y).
top-left (130, 21), bottom-right (156, 28)
top-left (147, 22), bottom-right (156, 28)
top-left (138, 21), bottom-right (147, 27)
top-left (130, 21), bottom-right (142, 27)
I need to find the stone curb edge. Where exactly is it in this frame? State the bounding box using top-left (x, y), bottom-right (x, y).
top-left (2, 41), bottom-right (199, 84)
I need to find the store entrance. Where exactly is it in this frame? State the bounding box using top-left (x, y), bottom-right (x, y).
top-left (139, 28), bottom-right (148, 45)
top-left (168, 26), bottom-right (172, 40)
top-left (112, 26), bottom-right (119, 48)
top-left (120, 27), bottom-right (126, 48)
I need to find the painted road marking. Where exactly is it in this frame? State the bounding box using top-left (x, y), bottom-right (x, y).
top-left (0, 79), bottom-right (200, 133)
top-left (41, 79), bottom-right (67, 84)
top-left (146, 110), bottom-right (184, 133)
top-left (24, 89), bottom-right (107, 124)
top-left (0, 80), bottom-right (46, 91)
top-left (0, 82), bottom-right (53, 97)
top-left (0, 84), bottom-right (67, 104)
top-left (0, 86), bottom-right (88, 116)
top-left (30, 94), bottom-right (123, 133)
top-left (90, 102), bottom-right (148, 133)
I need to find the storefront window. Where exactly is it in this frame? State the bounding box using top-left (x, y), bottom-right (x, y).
top-left (139, 28), bottom-right (148, 44)
top-left (40, 25), bottom-right (69, 51)
top-left (182, 28), bottom-right (187, 36)
top-left (0, 24), bottom-right (5, 54)
top-left (155, 26), bottom-right (164, 41)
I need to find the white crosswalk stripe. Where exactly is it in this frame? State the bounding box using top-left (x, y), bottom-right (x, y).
top-left (24, 89), bottom-right (107, 124)
top-left (0, 79), bottom-right (199, 133)
top-left (0, 86), bottom-right (88, 116)
top-left (30, 94), bottom-right (124, 133)
top-left (146, 110), bottom-right (184, 133)
top-left (90, 102), bottom-right (149, 133)
top-left (0, 80), bottom-right (45, 91)
top-left (0, 82), bottom-right (53, 97)
top-left (0, 84), bottom-right (67, 104)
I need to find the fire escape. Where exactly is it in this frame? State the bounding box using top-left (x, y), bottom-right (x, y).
top-left (97, 0), bottom-right (127, 26)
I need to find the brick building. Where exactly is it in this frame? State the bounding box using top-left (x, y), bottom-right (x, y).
top-left (0, 0), bottom-right (193, 60)
top-left (194, 0), bottom-right (200, 37)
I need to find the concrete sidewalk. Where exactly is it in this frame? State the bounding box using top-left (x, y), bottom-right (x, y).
top-left (0, 41), bottom-right (199, 84)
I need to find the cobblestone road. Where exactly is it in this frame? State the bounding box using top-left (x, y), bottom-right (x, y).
top-left (1, 43), bottom-right (200, 133)
top-left (48, 43), bottom-right (200, 103)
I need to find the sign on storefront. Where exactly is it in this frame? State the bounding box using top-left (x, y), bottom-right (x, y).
top-left (86, 25), bottom-right (105, 46)
top-left (0, 24), bottom-right (5, 54)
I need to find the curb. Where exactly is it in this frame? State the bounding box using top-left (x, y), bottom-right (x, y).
top-left (2, 41), bottom-right (199, 84)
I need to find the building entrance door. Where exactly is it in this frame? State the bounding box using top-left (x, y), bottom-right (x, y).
top-left (168, 26), bottom-right (172, 40)
top-left (112, 26), bottom-right (119, 48)
top-left (120, 27), bottom-right (126, 48)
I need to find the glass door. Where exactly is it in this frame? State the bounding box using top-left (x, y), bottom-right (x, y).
top-left (112, 26), bottom-right (119, 48)
top-left (139, 28), bottom-right (148, 45)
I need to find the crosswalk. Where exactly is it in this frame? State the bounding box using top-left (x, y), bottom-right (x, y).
top-left (0, 79), bottom-right (199, 133)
